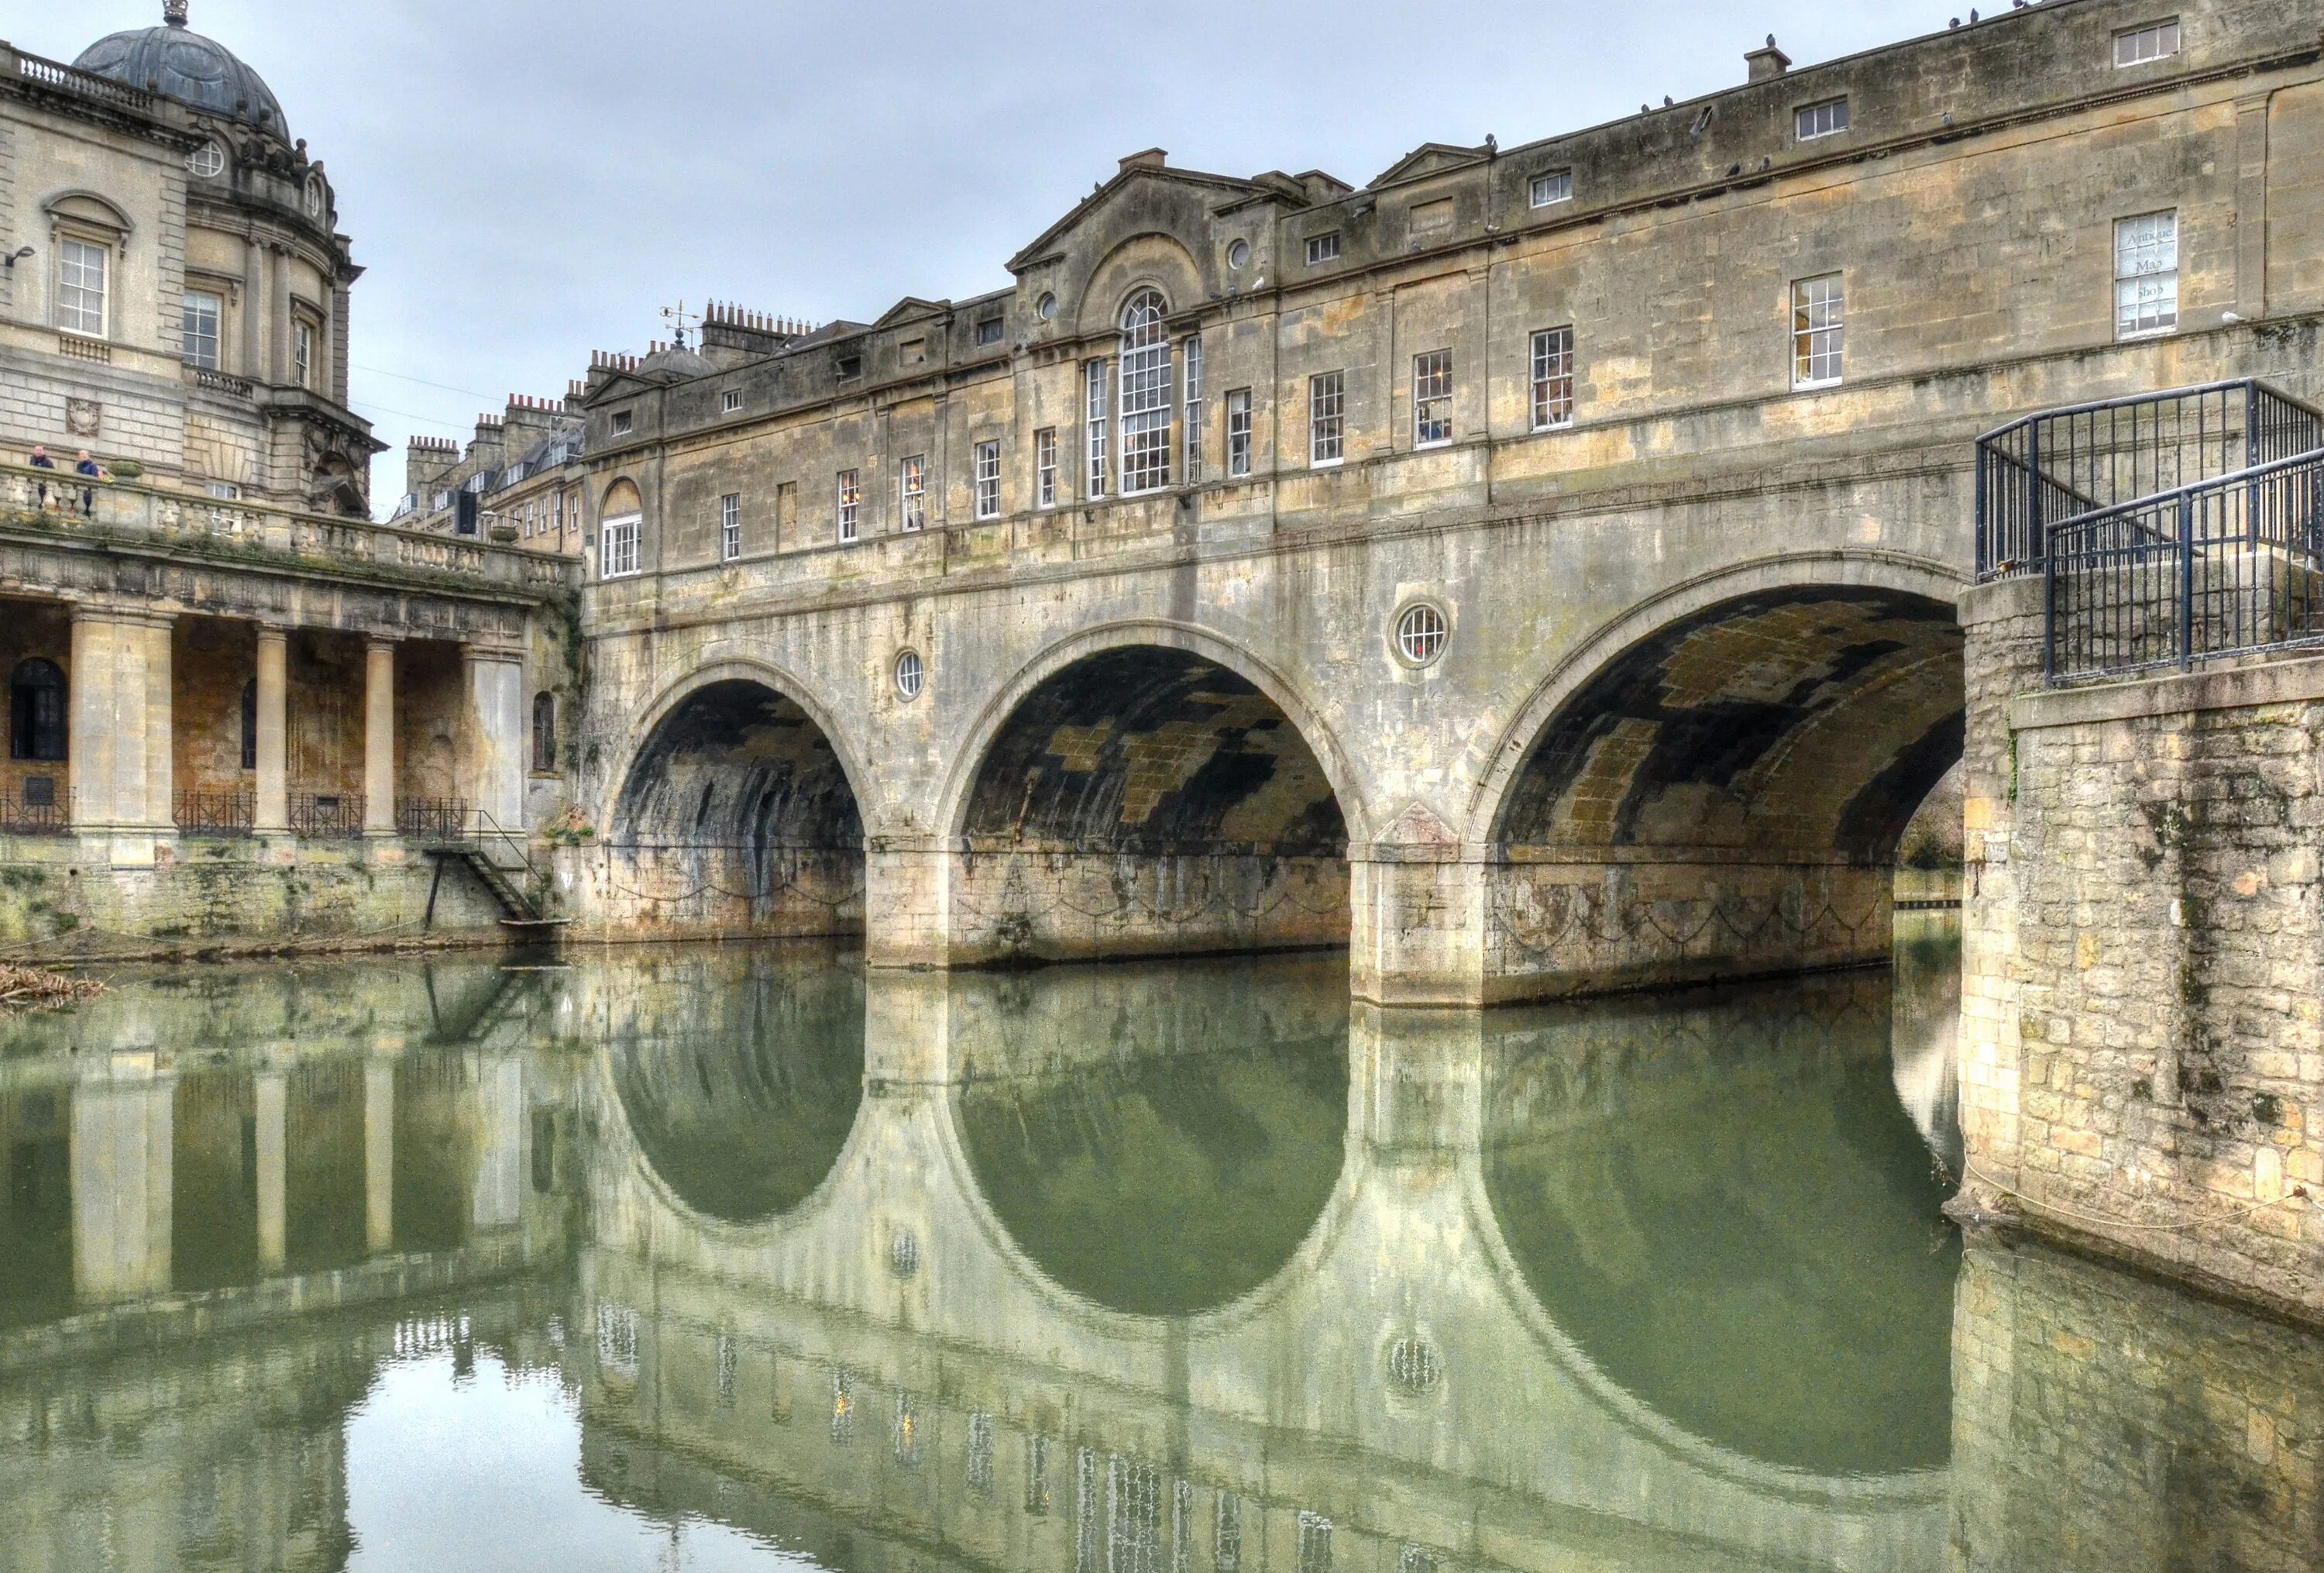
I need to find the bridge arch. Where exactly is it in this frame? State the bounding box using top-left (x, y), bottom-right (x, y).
top-left (937, 621), bottom-right (1370, 965)
top-left (1466, 552), bottom-right (1967, 998)
top-left (600, 658), bottom-right (868, 937)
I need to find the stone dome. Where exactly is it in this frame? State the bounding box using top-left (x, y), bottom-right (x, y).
top-left (74, 5), bottom-right (287, 138)
top-left (638, 342), bottom-right (716, 381)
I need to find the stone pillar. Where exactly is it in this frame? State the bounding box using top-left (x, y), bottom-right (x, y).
top-left (67, 609), bottom-right (174, 862)
top-left (365, 1059), bottom-right (394, 1254)
top-left (861, 839), bottom-right (951, 969)
top-left (1349, 840), bottom-right (1489, 1007)
top-left (363, 637), bottom-right (396, 835)
top-left (1954, 575), bottom-right (2048, 1217)
top-left (69, 1072), bottom-right (174, 1303)
top-left (253, 627), bottom-right (290, 835)
top-left (459, 645), bottom-right (526, 843)
top-left (255, 1070), bottom-right (287, 1272)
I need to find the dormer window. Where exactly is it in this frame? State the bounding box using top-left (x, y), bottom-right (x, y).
top-left (2115, 19), bottom-right (2179, 66)
top-left (1529, 170), bottom-right (1573, 208)
top-left (1795, 98), bottom-right (1850, 141)
top-left (1305, 232), bottom-right (1342, 267)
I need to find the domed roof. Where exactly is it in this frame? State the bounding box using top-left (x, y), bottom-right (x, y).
top-left (638, 341), bottom-right (716, 381)
top-left (74, 5), bottom-right (287, 138)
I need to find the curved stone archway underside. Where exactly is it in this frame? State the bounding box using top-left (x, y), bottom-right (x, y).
top-left (602, 678), bottom-right (866, 939)
top-left (951, 646), bottom-right (1352, 965)
top-left (1480, 587), bottom-right (1965, 1000)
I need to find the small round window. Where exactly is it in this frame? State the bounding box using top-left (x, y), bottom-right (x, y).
top-left (1394, 603), bottom-right (1449, 666)
top-left (187, 140), bottom-right (226, 178)
top-left (1226, 239), bottom-right (1251, 270)
top-left (1036, 292), bottom-right (1057, 322)
top-left (893, 649), bottom-right (924, 702)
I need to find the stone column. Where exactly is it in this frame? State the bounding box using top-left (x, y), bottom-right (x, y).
top-left (1349, 838), bottom-right (1490, 1008)
top-left (363, 638), bottom-right (397, 835)
top-left (69, 1072), bottom-right (174, 1303)
top-left (141, 617), bottom-right (172, 836)
top-left (861, 838), bottom-right (951, 969)
top-left (365, 1059), bottom-right (394, 1255)
top-left (459, 645), bottom-right (526, 844)
top-left (255, 1070), bottom-right (287, 1272)
top-left (253, 627), bottom-right (290, 835)
top-left (66, 610), bottom-right (117, 834)
top-left (66, 609), bottom-right (174, 862)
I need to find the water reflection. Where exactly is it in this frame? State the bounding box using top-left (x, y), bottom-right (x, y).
top-left (0, 922), bottom-right (2319, 1571)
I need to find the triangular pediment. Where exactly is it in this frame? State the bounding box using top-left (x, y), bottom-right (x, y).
top-left (1008, 160), bottom-right (1277, 273)
top-left (1368, 143), bottom-right (1490, 190)
top-left (871, 297), bottom-right (950, 329)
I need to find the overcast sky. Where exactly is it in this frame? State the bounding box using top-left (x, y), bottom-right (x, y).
top-left (30, 1), bottom-right (1940, 513)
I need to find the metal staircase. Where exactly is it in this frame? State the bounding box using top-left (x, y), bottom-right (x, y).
top-left (1976, 380), bottom-right (2324, 683)
top-left (401, 800), bottom-right (564, 933)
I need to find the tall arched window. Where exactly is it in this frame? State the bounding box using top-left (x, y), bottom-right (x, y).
top-left (240, 678), bottom-right (257, 770)
top-left (9, 659), bottom-right (66, 762)
top-left (1118, 290), bottom-right (1172, 495)
top-left (532, 691), bottom-right (556, 773)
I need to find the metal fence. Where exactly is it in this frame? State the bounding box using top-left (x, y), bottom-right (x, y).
top-left (0, 786), bottom-right (68, 835)
top-left (397, 797), bottom-right (470, 842)
top-left (174, 789), bottom-right (254, 835)
top-left (289, 792), bottom-right (366, 838)
top-left (1978, 380), bottom-right (2324, 578)
top-left (2045, 448), bottom-right (2324, 681)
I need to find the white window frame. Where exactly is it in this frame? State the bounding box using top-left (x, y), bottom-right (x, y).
top-left (600, 512), bottom-right (641, 579)
top-left (610, 409), bottom-right (634, 435)
top-left (1118, 291), bottom-right (1173, 496)
top-left (1226, 389), bottom-right (1253, 477)
top-left (1528, 170), bottom-right (1573, 208)
top-left (1309, 370), bottom-right (1346, 467)
top-left (2114, 210), bottom-right (2180, 339)
top-left (1305, 232), bottom-right (1342, 267)
top-left (1034, 427), bottom-right (1057, 508)
top-left (2114, 18), bottom-right (2180, 67)
top-left (57, 236), bottom-right (108, 338)
top-left (1182, 334), bottom-right (1203, 479)
top-left (182, 289), bottom-right (222, 370)
top-left (1412, 349), bottom-right (1453, 449)
top-left (837, 468), bottom-right (861, 542)
top-left (722, 388), bottom-right (743, 414)
top-left (975, 315), bottom-right (1004, 346)
top-left (720, 492), bottom-right (741, 560)
top-left (293, 317), bottom-right (316, 390)
top-left (1530, 326), bottom-right (1575, 431)
top-left (899, 455), bottom-right (927, 532)
top-left (1791, 274), bottom-right (1844, 389)
top-left (1795, 98), bottom-right (1850, 142)
top-left (1085, 359), bottom-right (1109, 499)
top-left (974, 439), bottom-right (1001, 519)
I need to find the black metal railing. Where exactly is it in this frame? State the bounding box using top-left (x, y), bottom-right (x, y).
top-left (289, 792), bottom-right (366, 838)
top-left (0, 785), bottom-right (68, 835)
top-left (2046, 448), bottom-right (2324, 682)
top-left (397, 797), bottom-right (471, 843)
top-left (174, 788), bottom-right (254, 835)
top-left (1978, 380), bottom-right (2324, 578)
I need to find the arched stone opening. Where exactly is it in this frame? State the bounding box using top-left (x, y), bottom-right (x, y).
top-left (951, 644), bottom-right (1352, 965)
top-left (607, 676), bottom-right (865, 938)
top-left (1483, 586), bottom-right (1964, 999)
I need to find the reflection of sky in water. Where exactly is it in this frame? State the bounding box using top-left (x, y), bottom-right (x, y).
top-left (348, 1353), bottom-right (807, 1571)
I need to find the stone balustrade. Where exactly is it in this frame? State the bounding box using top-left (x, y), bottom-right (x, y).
top-left (0, 463), bottom-right (574, 595)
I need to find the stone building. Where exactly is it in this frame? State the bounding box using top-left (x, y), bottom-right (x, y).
top-left (559, 0), bottom-right (2324, 1017)
top-left (393, 388), bottom-right (590, 558)
top-left (0, 2), bottom-right (380, 511)
top-left (0, 5), bottom-right (576, 952)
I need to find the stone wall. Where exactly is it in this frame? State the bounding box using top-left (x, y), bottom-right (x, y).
top-left (1961, 635), bottom-right (2324, 1315)
top-left (947, 847), bottom-right (1348, 965)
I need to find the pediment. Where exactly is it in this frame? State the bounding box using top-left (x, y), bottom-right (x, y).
top-left (43, 189), bottom-right (133, 239)
top-left (871, 297), bottom-right (950, 329)
top-left (1009, 161), bottom-right (1273, 274)
top-left (1368, 143), bottom-right (1490, 190)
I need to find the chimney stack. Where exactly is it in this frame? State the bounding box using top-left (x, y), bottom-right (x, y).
top-left (1746, 36), bottom-right (1792, 81)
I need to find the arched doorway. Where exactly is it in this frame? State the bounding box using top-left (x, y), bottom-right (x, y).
top-left (950, 643), bottom-right (1353, 965)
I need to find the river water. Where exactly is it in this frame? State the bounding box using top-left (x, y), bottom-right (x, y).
top-left (2, 914), bottom-right (2319, 1571)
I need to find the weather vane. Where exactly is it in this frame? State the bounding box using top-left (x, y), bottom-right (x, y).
top-left (660, 299), bottom-right (701, 351)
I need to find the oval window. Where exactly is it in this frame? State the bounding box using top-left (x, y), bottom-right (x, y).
top-left (305, 177), bottom-right (325, 218)
top-left (1226, 238), bottom-right (1251, 270)
top-left (187, 140), bottom-right (226, 178)
top-left (893, 649), bottom-right (924, 702)
top-left (1394, 603), bottom-right (1449, 666)
top-left (1036, 292), bottom-right (1057, 322)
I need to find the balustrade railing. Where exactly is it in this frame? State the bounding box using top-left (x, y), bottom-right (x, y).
top-left (397, 797), bottom-right (470, 842)
top-left (1978, 380), bottom-right (2324, 578)
top-left (289, 792), bottom-right (366, 839)
top-left (174, 789), bottom-right (255, 835)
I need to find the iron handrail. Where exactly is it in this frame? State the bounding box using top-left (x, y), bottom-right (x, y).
top-left (1973, 378), bottom-right (2320, 447)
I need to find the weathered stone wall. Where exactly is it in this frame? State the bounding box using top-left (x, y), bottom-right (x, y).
top-left (1964, 649), bottom-right (2324, 1315)
top-left (946, 847), bottom-right (1347, 965)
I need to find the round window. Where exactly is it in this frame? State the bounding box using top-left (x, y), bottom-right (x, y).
top-left (1226, 238), bottom-right (1251, 270)
top-left (186, 140), bottom-right (226, 178)
top-left (1394, 603), bottom-right (1449, 666)
top-left (1036, 291), bottom-right (1057, 322)
top-left (893, 649), bottom-right (924, 702)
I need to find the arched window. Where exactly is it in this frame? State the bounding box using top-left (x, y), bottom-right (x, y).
top-left (532, 691), bottom-right (556, 773)
top-left (9, 659), bottom-right (66, 762)
top-left (1118, 290), bottom-right (1172, 495)
top-left (240, 678), bottom-right (257, 769)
